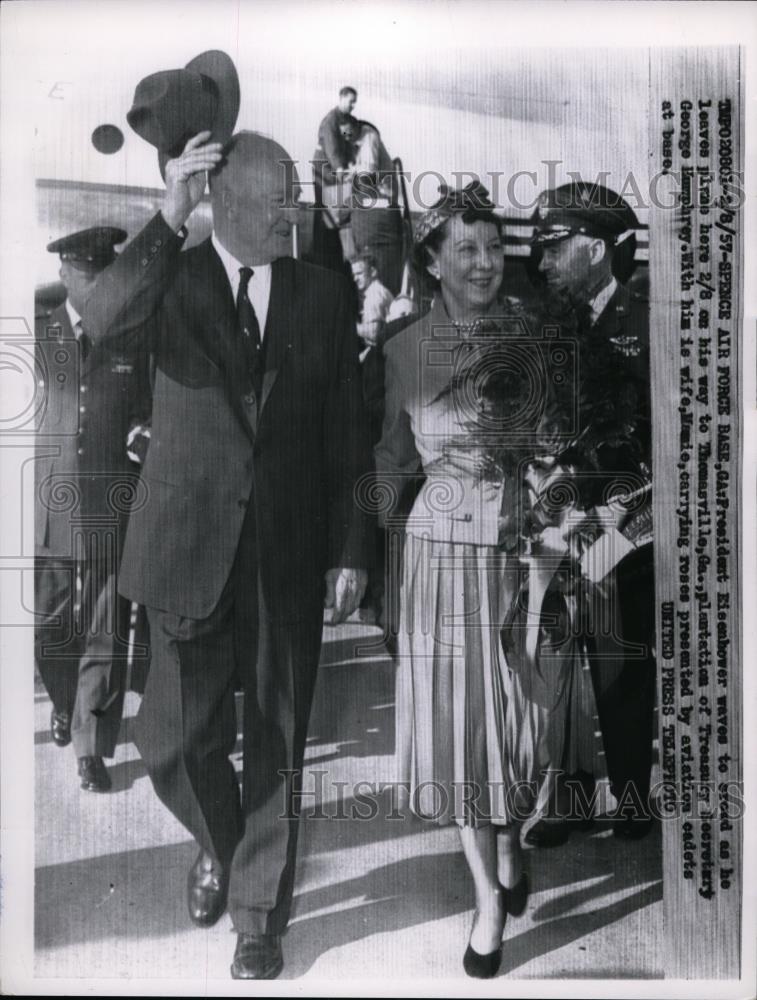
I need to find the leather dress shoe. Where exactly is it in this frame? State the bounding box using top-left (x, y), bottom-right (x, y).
top-left (500, 872), bottom-right (529, 916)
top-left (77, 755), bottom-right (111, 792)
top-left (613, 815), bottom-right (654, 840)
top-left (525, 811), bottom-right (595, 848)
top-left (187, 849), bottom-right (228, 927)
top-left (51, 710), bottom-right (71, 747)
top-left (231, 933), bottom-right (283, 980)
top-left (524, 818), bottom-right (570, 847)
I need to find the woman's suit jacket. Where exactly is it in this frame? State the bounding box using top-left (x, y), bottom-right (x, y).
top-left (375, 297), bottom-right (505, 547)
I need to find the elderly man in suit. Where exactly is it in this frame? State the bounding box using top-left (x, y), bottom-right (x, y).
top-left (35, 226), bottom-right (151, 793)
top-left (82, 128), bottom-right (371, 979)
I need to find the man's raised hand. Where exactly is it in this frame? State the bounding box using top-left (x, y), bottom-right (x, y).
top-left (161, 131), bottom-right (224, 233)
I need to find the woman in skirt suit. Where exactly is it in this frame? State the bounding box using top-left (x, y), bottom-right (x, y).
top-left (375, 184), bottom-right (545, 977)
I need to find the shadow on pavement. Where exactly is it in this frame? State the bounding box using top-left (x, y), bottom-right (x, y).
top-left (284, 843), bottom-right (662, 978)
top-left (34, 621), bottom-right (662, 977)
top-left (498, 880), bottom-right (662, 978)
top-left (106, 755), bottom-right (148, 793)
top-left (35, 841), bottom-right (198, 951)
top-left (35, 801), bottom-right (661, 974)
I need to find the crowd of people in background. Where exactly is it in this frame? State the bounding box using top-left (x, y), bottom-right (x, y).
top-left (34, 62), bottom-right (655, 981)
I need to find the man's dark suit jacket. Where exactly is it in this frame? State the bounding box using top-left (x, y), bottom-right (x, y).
top-left (82, 213), bottom-right (372, 623)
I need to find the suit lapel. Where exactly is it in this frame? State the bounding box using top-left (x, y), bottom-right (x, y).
top-left (185, 239), bottom-right (257, 442)
top-left (49, 303), bottom-right (96, 374)
top-left (47, 304), bottom-right (72, 345)
top-left (592, 284), bottom-right (628, 338)
top-left (186, 239), bottom-right (240, 368)
top-left (258, 257), bottom-right (296, 418)
top-left (50, 303), bottom-right (71, 332)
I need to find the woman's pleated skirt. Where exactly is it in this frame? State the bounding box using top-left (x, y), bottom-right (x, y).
top-left (394, 531), bottom-right (549, 827)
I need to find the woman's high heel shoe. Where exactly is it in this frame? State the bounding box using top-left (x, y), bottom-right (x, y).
top-left (463, 895), bottom-right (505, 979)
top-left (463, 940), bottom-right (502, 979)
top-left (500, 872), bottom-right (529, 917)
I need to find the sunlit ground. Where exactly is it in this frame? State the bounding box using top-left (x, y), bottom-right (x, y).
top-left (34, 617), bottom-right (662, 982)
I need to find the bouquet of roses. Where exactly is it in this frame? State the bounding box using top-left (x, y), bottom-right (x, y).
top-left (432, 301), bottom-right (650, 555)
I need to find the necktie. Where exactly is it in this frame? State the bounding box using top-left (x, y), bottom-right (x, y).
top-left (75, 319), bottom-right (92, 361)
top-left (568, 301), bottom-right (593, 336)
top-left (236, 266), bottom-right (263, 394)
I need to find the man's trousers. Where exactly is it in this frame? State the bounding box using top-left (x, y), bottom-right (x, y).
top-left (588, 547), bottom-right (656, 813)
top-left (35, 556), bottom-right (128, 758)
top-left (133, 498), bottom-right (323, 936)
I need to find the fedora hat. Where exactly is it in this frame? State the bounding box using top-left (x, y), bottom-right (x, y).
top-left (127, 50), bottom-right (240, 178)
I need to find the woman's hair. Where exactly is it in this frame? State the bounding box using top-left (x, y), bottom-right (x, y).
top-left (412, 183), bottom-right (503, 294)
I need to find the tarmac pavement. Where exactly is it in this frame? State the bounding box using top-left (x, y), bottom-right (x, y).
top-left (34, 618), bottom-right (663, 984)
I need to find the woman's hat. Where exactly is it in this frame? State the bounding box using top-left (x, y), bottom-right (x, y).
top-left (127, 50), bottom-right (240, 179)
top-left (413, 181), bottom-right (496, 246)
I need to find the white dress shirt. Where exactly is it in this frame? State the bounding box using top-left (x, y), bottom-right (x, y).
top-left (587, 275), bottom-right (618, 326)
top-left (211, 233), bottom-right (272, 338)
top-left (65, 298), bottom-right (84, 335)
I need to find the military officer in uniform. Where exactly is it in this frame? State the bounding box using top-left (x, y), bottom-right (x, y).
top-left (526, 182), bottom-right (655, 843)
top-left (35, 226), bottom-right (151, 792)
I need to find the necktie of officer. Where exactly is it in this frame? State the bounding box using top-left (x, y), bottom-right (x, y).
top-left (569, 300), bottom-right (593, 337)
top-left (236, 266), bottom-right (263, 394)
top-left (75, 319), bottom-right (92, 361)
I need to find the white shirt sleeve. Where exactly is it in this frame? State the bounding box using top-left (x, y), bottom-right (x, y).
top-left (361, 280), bottom-right (394, 324)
